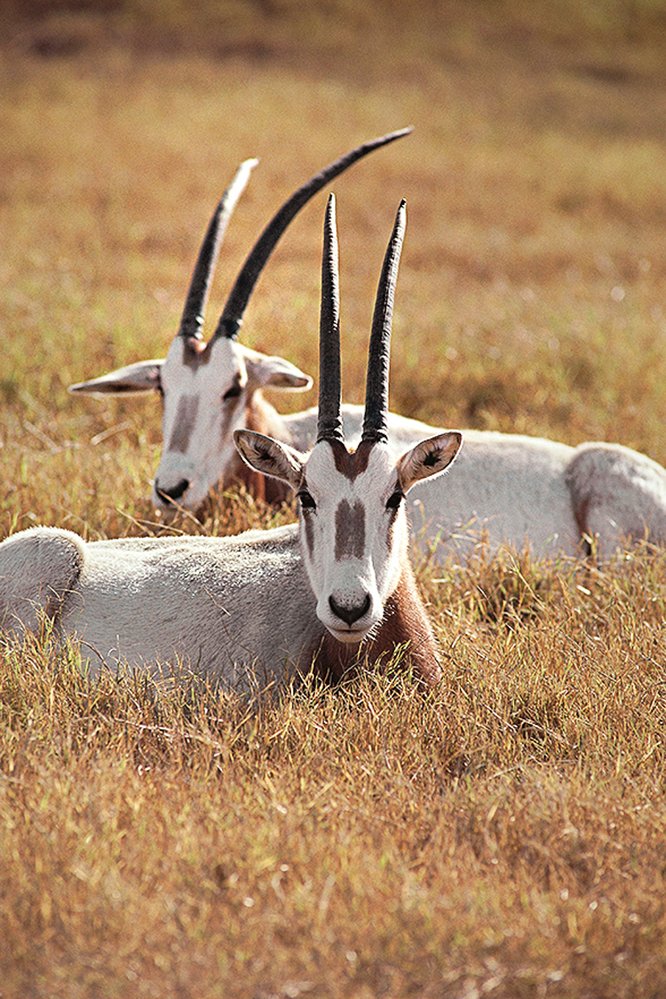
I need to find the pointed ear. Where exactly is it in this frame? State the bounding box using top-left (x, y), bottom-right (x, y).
top-left (69, 360), bottom-right (163, 396)
top-left (245, 351), bottom-right (313, 392)
top-left (397, 432), bottom-right (462, 493)
top-left (234, 430), bottom-right (305, 490)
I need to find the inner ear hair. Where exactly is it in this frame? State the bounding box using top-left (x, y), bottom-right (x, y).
top-left (398, 431), bottom-right (463, 492)
top-left (233, 430), bottom-right (305, 487)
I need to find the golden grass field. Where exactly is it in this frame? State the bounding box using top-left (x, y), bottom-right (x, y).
top-left (1, 2), bottom-right (665, 996)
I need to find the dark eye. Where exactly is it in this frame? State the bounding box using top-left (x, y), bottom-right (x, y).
top-left (222, 382), bottom-right (242, 402)
top-left (297, 490), bottom-right (317, 511)
top-left (386, 490), bottom-right (404, 511)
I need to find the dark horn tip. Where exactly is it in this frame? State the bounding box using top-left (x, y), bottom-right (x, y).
top-left (360, 197), bottom-right (408, 445)
top-left (218, 128), bottom-right (414, 338)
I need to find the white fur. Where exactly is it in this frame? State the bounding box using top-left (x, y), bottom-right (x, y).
top-left (0, 428), bottom-right (459, 684)
top-left (70, 341), bottom-right (666, 560)
top-left (0, 524), bottom-right (319, 691)
top-left (301, 443), bottom-right (404, 641)
top-left (156, 340), bottom-right (312, 510)
top-left (286, 406), bottom-right (666, 560)
top-left (71, 339), bottom-right (312, 510)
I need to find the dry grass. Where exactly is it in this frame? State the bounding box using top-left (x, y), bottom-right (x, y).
top-left (1, 546), bottom-right (664, 998)
top-left (1, 2), bottom-right (665, 996)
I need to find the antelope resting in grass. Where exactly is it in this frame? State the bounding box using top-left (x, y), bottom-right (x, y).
top-left (1, 196), bottom-right (461, 690)
top-left (71, 153), bottom-right (666, 563)
top-left (70, 128), bottom-right (412, 510)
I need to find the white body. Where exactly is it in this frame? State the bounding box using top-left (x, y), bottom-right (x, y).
top-left (0, 524), bottom-right (321, 691)
top-left (73, 338), bottom-right (666, 562)
top-left (0, 420), bottom-right (459, 688)
top-left (281, 404), bottom-right (666, 560)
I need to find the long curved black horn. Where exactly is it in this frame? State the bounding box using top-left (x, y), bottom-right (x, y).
top-left (317, 194), bottom-right (344, 444)
top-left (213, 127), bottom-right (413, 340)
top-left (361, 200), bottom-right (407, 444)
top-left (177, 158), bottom-right (258, 340)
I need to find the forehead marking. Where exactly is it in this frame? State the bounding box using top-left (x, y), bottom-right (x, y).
top-left (167, 395), bottom-right (200, 453)
top-left (328, 438), bottom-right (375, 481)
top-left (335, 499), bottom-right (365, 561)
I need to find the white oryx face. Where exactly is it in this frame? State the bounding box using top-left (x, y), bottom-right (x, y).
top-left (235, 431), bottom-right (462, 644)
top-left (70, 338), bottom-right (312, 512)
top-left (153, 337), bottom-right (311, 510)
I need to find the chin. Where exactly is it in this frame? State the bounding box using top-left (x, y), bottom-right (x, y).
top-left (153, 500), bottom-right (181, 519)
top-left (153, 493), bottom-right (202, 516)
top-left (324, 624), bottom-right (373, 645)
top-left (152, 498), bottom-right (172, 517)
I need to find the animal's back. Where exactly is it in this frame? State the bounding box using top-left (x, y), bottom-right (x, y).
top-left (409, 430), bottom-right (580, 559)
top-left (565, 442), bottom-right (666, 554)
top-left (286, 407), bottom-right (581, 559)
top-left (1, 525), bottom-right (324, 691)
top-left (62, 524), bottom-right (322, 689)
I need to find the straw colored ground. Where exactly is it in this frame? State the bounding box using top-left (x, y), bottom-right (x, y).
top-left (0, 2), bottom-right (665, 997)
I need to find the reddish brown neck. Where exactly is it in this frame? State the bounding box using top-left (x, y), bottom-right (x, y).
top-left (227, 391), bottom-right (293, 506)
top-left (315, 564), bottom-right (442, 688)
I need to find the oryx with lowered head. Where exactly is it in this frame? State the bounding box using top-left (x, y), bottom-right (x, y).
top-left (70, 129), bottom-right (412, 511)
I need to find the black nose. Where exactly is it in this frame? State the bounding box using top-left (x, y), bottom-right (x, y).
top-left (329, 593), bottom-right (371, 626)
top-left (156, 478), bottom-right (190, 502)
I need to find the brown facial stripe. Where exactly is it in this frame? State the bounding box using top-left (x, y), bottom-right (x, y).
top-left (335, 499), bottom-right (365, 561)
top-left (167, 395), bottom-right (200, 453)
top-left (386, 476), bottom-right (404, 533)
top-left (295, 471), bottom-right (315, 558)
top-left (328, 438), bottom-right (374, 480)
top-left (386, 506), bottom-right (400, 549)
top-left (218, 401), bottom-right (239, 457)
